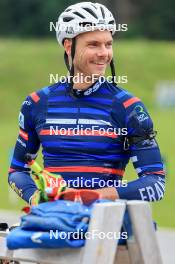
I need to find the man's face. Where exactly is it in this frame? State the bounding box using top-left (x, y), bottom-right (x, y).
top-left (65, 30), bottom-right (113, 79)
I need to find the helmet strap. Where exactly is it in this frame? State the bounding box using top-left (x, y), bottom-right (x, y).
top-left (69, 38), bottom-right (76, 96)
top-left (63, 38), bottom-right (76, 97)
top-left (110, 59), bottom-right (116, 85)
top-left (64, 51), bottom-right (70, 72)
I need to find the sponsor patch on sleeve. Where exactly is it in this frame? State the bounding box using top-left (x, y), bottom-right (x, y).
top-left (19, 112), bottom-right (25, 129)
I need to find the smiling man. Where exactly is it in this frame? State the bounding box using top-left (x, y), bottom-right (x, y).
top-left (8, 2), bottom-right (165, 205)
top-left (65, 30), bottom-right (113, 85)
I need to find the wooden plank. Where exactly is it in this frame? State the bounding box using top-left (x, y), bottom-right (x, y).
top-left (13, 248), bottom-right (83, 264)
top-left (0, 236), bottom-right (83, 264)
top-left (114, 245), bottom-right (130, 264)
top-left (127, 239), bottom-right (144, 264)
top-left (82, 201), bottom-right (126, 264)
top-left (0, 235), bottom-right (83, 264)
top-left (0, 231), bottom-right (8, 237)
top-left (127, 201), bottom-right (163, 264)
top-left (0, 236), bottom-right (14, 260)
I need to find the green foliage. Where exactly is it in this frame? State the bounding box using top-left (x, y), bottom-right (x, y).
top-left (132, 0), bottom-right (175, 40)
top-left (0, 0), bottom-right (175, 39)
top-left (0, 0), bottom-right (77, 37)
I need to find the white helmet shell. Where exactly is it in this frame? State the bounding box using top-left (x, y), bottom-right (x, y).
top-left (56, 2), bottom-right (116, 46)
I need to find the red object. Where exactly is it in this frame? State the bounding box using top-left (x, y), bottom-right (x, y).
top-left (8, 168), bottom-right (16, 173)
top-left (46, 187), bottom-right (58, 198)
top-left (39, 129), bottom-right (118, 139)
top-left (45, 166), bottom-right (124, 176)
top-left (30, 92), bottom-right (40, 103)
top-left (19, 129), bottom-right (29, 140)
top-left (123, 97), bottom-right (141, 108)
top-left (22, 206), bottom-right (31, 214)
top-left (56, 189), bottom-right (101, 205)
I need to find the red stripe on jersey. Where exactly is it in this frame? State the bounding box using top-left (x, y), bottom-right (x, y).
top-left (45, 166), bottom-right (124, 176)
top-left (39, 129), bottom-right (118, 139)
top-left (8, 168), bottom-right (16, 173)
top-left (145, 170), bottom-right (165, 175)
top-left (123, 97), bottom-right (141, 108)
top-left (19, 129), bottom-right (28, 140)
top-left (30, 92), bottom-right (40, 103)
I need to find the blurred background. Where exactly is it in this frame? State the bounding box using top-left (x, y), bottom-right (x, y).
top-left (0, 0), bottom-right (175, 229)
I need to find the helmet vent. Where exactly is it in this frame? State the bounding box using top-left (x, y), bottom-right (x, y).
top-left (63, 17), bottom-right (74, 22)
top-left (82, 7), bottom-right (98, 19)
top-left (73, 12), bottom-right (85, 19)
top-left (100, 6), bottom-right (105, 19)
top-left (91, 4), bottom-right (97, 10)
top-left (109, 20), bottom-right (115, 24)
top-left (79, 22), bottom-right (95, 27)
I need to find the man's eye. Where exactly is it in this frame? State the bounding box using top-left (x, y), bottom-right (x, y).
top-left (106, 43), bottom-right (112, 48)
top-left (88, 43), bottom-right (98, 47)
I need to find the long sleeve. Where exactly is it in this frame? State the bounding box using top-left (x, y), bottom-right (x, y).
top-left (116, 99), bottom-right (165, 201)
top-left (8, 95), bottom-right (40, 202)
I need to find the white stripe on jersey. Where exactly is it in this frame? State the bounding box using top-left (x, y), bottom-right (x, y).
top-left (78, 119), bottom-right (112, 126)
top-left (46, 119), bottom-right (77, 124)
top-left (46, 118), bottom-right (112, 126)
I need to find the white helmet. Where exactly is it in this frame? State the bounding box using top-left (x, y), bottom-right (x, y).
top-left (56, 2), bottom-right (116, 46)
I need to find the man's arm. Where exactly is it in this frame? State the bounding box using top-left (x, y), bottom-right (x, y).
top-left (8, 95), bottom-right (40, 202)
top-left (96, 187), bottom-right (119, 201)
top-left (116, 101), bottom-right (165, 201)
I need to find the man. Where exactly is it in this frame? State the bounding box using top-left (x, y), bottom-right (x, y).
top-left (8, 2), bottom-right (165, 205)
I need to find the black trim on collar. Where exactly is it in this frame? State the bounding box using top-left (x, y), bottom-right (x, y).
top-left (67, 80), bottom-right (103, 98)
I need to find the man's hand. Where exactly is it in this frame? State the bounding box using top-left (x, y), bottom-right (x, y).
top-left (26, 154), bottom-right (66, 192)
top-left (29, 177), bottom-right (67, 206)
top-left (26, 155), bottom-right (67, 205)
top-left (38, 170), bottom-right (66, 195)
top-left (29, 190), bottom-right (49, 206)
top-left (28, 171), bottom-right (66, 206)
top-left (95, 187), bottom-right (119, 201)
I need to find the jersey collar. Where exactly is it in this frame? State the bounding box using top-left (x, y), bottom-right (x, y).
top-left (67, 80), bottom-right (103, 98)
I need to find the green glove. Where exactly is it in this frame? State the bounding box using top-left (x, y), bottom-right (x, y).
top-left (25, 154), bottom-right (66, 205)
top-left (29, 189), bottom-right (49, 206)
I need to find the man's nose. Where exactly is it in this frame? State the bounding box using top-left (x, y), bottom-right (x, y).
top-left (97, 45), bottom-right (108, 57)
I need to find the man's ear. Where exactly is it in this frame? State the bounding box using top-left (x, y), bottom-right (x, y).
top-left (63, 39), bottom-right (72, 56)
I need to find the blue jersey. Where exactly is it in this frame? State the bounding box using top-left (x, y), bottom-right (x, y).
top-left (8, 81), bottom-right (165, 202)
